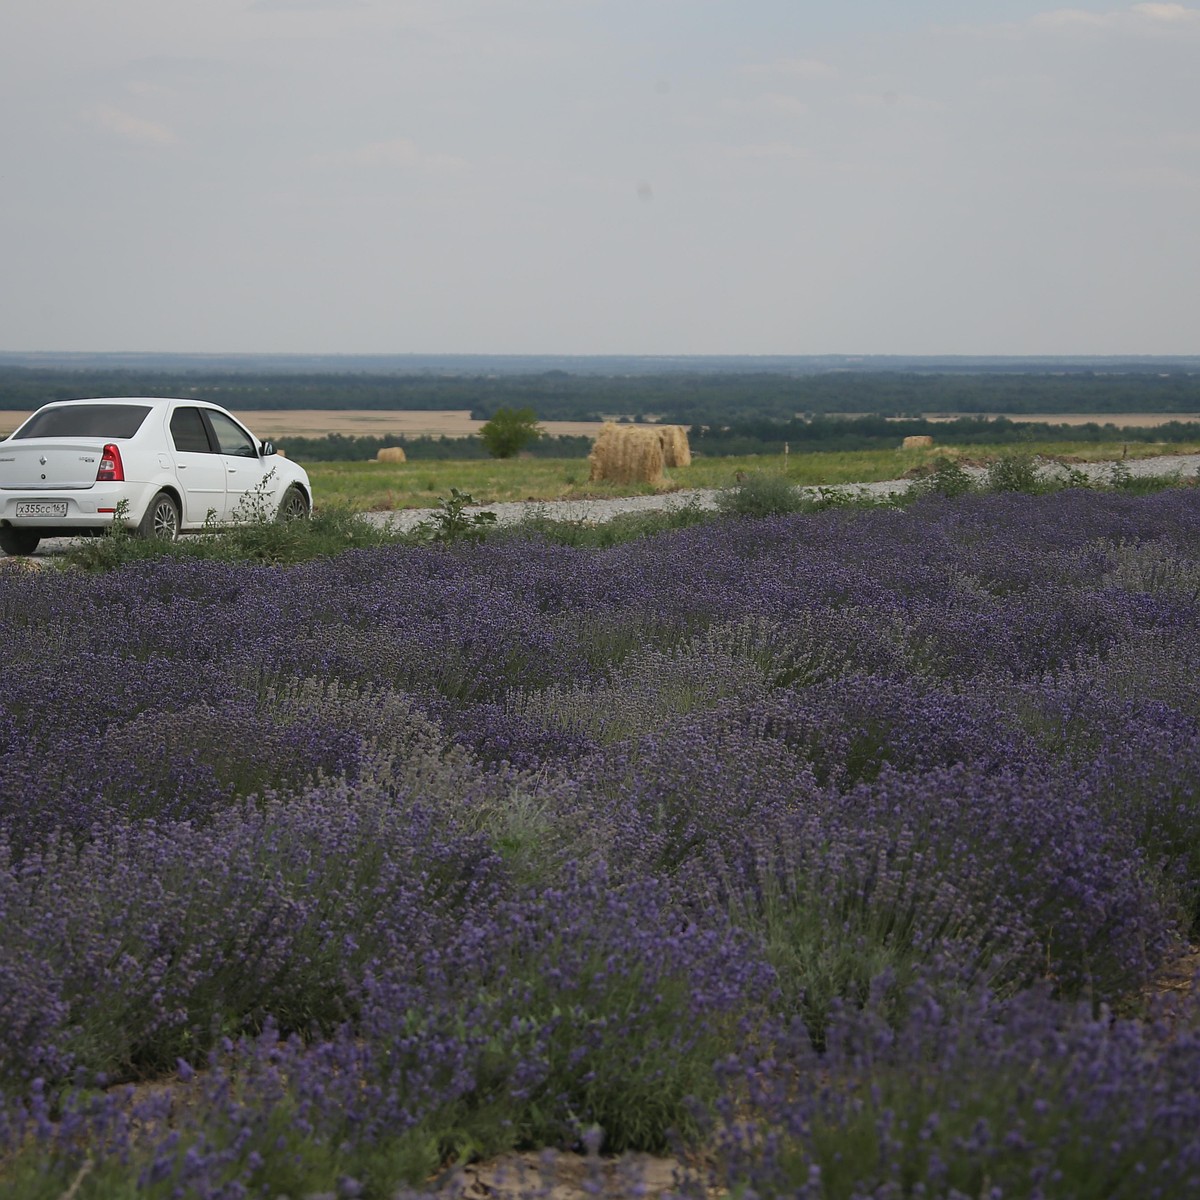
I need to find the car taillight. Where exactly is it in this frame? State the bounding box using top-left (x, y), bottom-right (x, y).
top-left (97, 443), bottom-right (124, 482)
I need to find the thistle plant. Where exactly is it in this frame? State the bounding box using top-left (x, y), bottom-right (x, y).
top-left (410, 488), bottom-right (498, 544)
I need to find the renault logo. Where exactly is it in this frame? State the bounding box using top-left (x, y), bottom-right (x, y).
top-left (39, 455), bottom-right (47, 465)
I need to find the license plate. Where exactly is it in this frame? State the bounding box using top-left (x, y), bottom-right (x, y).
top-left (14, 502), bottom-right (68, 518)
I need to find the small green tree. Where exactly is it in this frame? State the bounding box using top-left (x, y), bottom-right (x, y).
top-left (478, 407), bottom-right (543, 459)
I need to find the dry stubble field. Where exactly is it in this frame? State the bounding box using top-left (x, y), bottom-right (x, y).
top-left (0, 409), bottom-right (608, 440)
top-left (4, 408), bottom-right (1200, 441)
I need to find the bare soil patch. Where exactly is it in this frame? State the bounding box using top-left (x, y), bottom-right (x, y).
top-left (422, 1150), bottom-right (714, 1199)
top-left (1149, 943), bottom-right (1200, 1009)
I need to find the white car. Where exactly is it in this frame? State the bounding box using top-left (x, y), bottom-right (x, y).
top-left (0, 397), bottom-right (312, 555)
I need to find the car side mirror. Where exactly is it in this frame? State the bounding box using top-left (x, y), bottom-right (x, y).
top-left (261, 440), bottom-right (276, 457)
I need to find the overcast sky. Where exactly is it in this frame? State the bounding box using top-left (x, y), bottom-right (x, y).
top-left (2, 1), bottom-right (1197, 356)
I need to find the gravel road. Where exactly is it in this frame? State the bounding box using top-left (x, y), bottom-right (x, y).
top-left (362, 452), bottom-right (1200, 533)
top-left (24, 452), bottom-right (1200, 555)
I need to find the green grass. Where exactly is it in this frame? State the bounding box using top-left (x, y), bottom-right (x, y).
top-left (302, 457), bottom-right (663, 511)
top-left (301, 441), bottom-right (1200, 512)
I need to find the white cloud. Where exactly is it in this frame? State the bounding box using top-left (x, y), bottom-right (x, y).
top-left (724, 92), bottom-right (810, 118)
top-left (87, 104), bottom-right (176, 146)
top-left (311, 138), bottom-right (467, 172)
top-left (1030, 8), bottom-right (1118, 29)
top-left (1131, 2), bottom-right (1199, 19)
top-left (964, 4), bottom-right (1200, 37)
top-left (1029, 2), bottom-right (1200, 30)
top-left (124, 80), bottom-right (176, 100)
top-left (250, 0), bottom-right (368, 9)
top-left (720, 141), bottom-right (812, 162)
top-left (845, 90), bottom-right (944, 113)
top-left (740, 57), bottom-right (839, 81)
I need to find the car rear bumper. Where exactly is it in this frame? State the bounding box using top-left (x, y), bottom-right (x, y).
top-left (0, 482), bottom-right (155, 529)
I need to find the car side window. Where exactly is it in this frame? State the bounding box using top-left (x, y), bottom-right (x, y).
top-left (207, 411), bottom-right (258, 458)
top-left (170, 407), bottom-right (213, 453)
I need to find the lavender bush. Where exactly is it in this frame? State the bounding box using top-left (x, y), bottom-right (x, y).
top-left (0, 783), bottom-right (502, 1088)
top-left (702, 982), bottom-right (1200, 1199)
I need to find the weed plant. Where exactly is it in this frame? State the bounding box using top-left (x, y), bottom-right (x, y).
top-left (1108, 458), bottom-right (1190, 494)
top-left (505, 498), bottom-right (714, 548)
top-left (987, 452), bottom-right (1045, 493)
top-left (715, 472), bottom-right (808, 517)
top-left (905, 455), bottom-right (978, 499)
top-left (408, 488), bottom-right (498, 544)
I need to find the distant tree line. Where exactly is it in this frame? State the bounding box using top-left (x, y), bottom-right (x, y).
top-left (689, 414), bottom-right (1200, 455)
top-left (276, 432), bottom-right (593, 463)
top-left (2, 365), bottom-right (1199, 425)
top-left (276, 416), bottom-right (1200, 463)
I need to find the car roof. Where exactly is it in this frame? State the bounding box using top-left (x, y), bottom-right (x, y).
top-left (46, 397), bottom-right (214, 406)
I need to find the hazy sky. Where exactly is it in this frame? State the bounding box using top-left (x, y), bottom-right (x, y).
top-left (2, 1), bottom-right (1197, 355)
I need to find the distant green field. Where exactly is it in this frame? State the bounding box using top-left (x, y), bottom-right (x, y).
top-left (303, 440), bottom-right (1200, 511)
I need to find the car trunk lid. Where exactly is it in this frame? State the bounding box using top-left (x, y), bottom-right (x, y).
top-left (0, 441), bottom-right (107, 490)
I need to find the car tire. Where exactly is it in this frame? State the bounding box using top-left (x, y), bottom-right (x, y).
top-left (277, 485), bottom-right (311, 522)
top-left (137, 491), bottom-right (181, 541)
top-left (0, 527), bottom-right (40, 556)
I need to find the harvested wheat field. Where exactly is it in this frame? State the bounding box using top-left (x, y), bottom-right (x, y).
top-left (233, 410), bottom-right (608, 440)
top-left (0, 408), bottom-right (609, 440)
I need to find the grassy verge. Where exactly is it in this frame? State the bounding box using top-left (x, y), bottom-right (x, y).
top-left (301, 440), bottom-right (1200, 511)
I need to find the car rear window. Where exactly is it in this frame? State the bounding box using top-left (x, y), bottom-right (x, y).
top-left (13, 404), bottom-right (152, 440)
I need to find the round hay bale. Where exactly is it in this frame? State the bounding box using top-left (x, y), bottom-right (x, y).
top-left (588, 423), bottom-right (665, 486)
top-left (376, 446), bottom-right (408, 464)
top-left (587, 422), bottom-right (620, 482)
top-left (902, 435), bottom-right (934, 450)
top-left (656, 424), bottom-right (692, 468)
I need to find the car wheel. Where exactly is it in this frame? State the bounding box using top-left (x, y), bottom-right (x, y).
top-left (277, 485), bottom-right (311, 522)
top-left (0, 527), bottom-right (40, 556)
top-left (137, 491), bottom-right (181, 541)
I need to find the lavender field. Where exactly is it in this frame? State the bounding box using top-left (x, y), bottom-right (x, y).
top-left (2, 488), bottom-right (1200, 1198)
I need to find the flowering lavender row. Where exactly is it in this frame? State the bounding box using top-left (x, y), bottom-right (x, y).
top-left (8, 984), bottom-right (1195, 1199)
top-left (699, 981), bottom-right (1200, 1200)
top-left (1, 488), bottom-right (1199, 1194)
